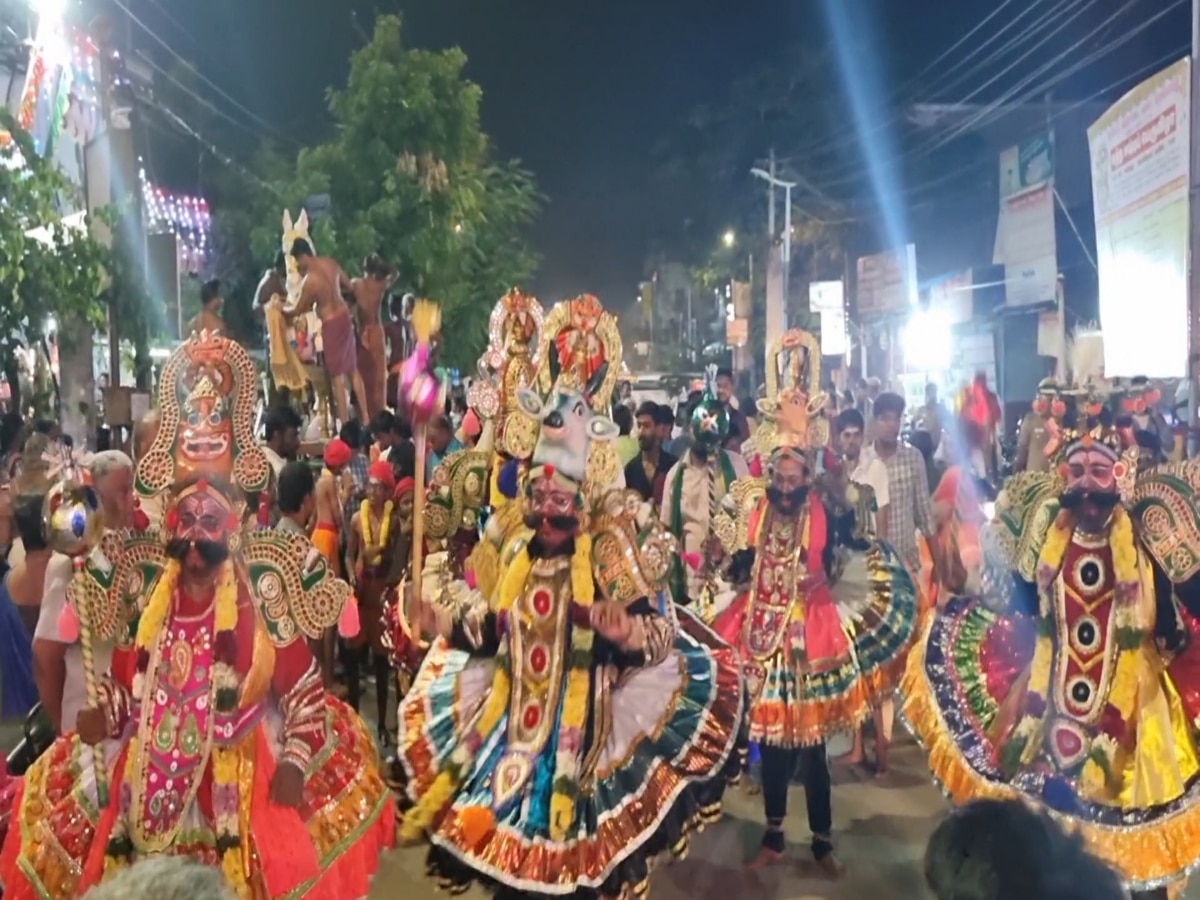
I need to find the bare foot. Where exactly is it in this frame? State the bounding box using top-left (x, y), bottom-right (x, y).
top-left (831, 751), bottom-right (866, 768)
top-left (746, 846), bottom-right (786, 870)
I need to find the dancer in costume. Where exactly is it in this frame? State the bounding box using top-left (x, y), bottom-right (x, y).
top-left (902, 331), bottom-right (1200, 897)
top-left (661, 365), bottom-right (748, 611)
top-left (709, 328), bottom-right (918, 874)
top-left (395, 350), bottom-right (743, 899)
top-left (0, 332), bottom-right (393, 900)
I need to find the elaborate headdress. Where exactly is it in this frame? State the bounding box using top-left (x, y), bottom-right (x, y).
top-left (690, 364), bottom-right (730, 449)
top-left (136, 331), bottom-right (272, 507)
top-left (478, 289), bottom-right (544, 453)
top-left (752, 329), bottom-right (828, 464)
top-left (1036, 326), bottom-right (1139, 500)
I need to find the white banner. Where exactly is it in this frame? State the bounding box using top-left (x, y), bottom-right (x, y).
top-left (856, 245), bottom-right (917, 318)
top-left (927, 269), bottom-right (974, 324)
top-left (809, 280), bottom-right (844, 313)
top-left (820, 308), bottom-right (848, 356)
top-left (994, 181), bottom-right (1057, 307)
top-left (1088, 57), bottom-right (1190, 378)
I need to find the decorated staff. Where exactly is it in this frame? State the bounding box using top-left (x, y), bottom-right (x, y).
top-left (45, 472), bottom-right (106, 804)
top-left (397, 299), bottom-right (443, 625)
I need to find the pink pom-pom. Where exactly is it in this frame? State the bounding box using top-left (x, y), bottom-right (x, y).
top-left (57, 603), bottom-right (81, 643)
top-left (464, 569), bottom-right (477, 590)
top-left (682, 552), bottom-right (703, 573)
top-left (338, 597), bottom-right (361, 639)
top-left (748, 456), bottom-right (763, 477)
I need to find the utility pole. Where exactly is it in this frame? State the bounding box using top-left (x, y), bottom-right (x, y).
top-left (751, 165), bottom-right (798, 332)
top-left (768, 148), bottom-right (776, 240)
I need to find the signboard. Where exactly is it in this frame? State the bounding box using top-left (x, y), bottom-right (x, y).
top-left (1088, 58), bottom-right (1190, 377)
top-left (995, 132), bottom-right (1057, 308)
top-left (809, 280), bottom-right (844, 313)
top-left (927, 269), bottom-right (974, 324)
top-left (819, 308), bottom-right (848, 356)
top-left (725, 317), bottom-right (748, 347)
top-left (999, 133), bottom-right (1055, 200)
top-left (855, 245), bottom-right (917, 318)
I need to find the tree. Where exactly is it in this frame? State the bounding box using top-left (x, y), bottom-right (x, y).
top-left (0, 114), bottom-right (112, 414)
top-left (283, 14), bottom-right (542, 370)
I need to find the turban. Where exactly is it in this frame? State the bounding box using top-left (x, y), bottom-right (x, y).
top-left (367, 460), bottom-right (396, 492)
top-left (393, 476), bottom-right (415, 501)
top-left (323, 439), bottom-right (352, 469)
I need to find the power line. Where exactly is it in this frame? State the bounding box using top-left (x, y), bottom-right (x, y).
top-left (781, 0), bottom-right (1081, 166)
top-left (808, 0), bottom-right (1160, 194)
top-left (108, 0), bottom-right (300, 148)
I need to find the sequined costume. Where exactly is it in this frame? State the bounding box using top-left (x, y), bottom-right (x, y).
top-left (708, 329), bottom-right (918, 869)
top-left (0, 333), bottom-right (394, 899)
top-left (902, 332), bottom-right (1200, 893)
top-left (395, 328), bottom-right (743, 899)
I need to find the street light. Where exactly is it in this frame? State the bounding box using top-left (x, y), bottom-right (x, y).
top-left (722, 230), bottom-right (735, 248)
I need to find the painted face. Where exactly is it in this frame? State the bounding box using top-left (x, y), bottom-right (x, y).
top-left (690, 398), bottom-right (729, 449)
top-left (1064, 445), bottom-right (1118, 496)
top-left (526, 477), bottom-right (579, 553)
top-left (172, 488), bottom-right (234, 544)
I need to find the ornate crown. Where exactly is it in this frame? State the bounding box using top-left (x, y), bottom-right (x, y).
top-left (751, 329), bottom-right (828, 461)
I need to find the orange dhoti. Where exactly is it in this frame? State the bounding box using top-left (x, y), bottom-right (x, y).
top-left (312, 522), bottom-right (341, 577)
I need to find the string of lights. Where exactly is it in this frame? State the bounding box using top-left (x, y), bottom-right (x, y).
top-left (139, 166), bottom-right (211, 274)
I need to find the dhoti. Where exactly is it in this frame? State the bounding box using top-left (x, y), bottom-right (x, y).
top-left (358, 322), bottom-right (386, 418)
top-left (322, 310), bottom-right (357, 378)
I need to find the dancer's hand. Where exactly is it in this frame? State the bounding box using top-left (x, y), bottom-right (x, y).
top-left (270, 762), bottom-right (305, 809)
top-left (76, 707), bottom-right (106, 745)
top-left (591, 601), bottom-right (632, 646)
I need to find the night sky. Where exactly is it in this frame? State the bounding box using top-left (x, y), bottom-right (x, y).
top-left (120, 0), bottom-right (1186, 307)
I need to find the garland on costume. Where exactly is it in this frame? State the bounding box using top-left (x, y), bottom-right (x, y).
top-left (998, 506), bottom-right (1146, 796)
top-left (360, 499), bottom-right (394, 565)
top-left (134, 560), bottom-right (240, 713)
top-left (400, 532), bottom-right (596, 844)
top-left (121, 559), bottom-right (248, 889)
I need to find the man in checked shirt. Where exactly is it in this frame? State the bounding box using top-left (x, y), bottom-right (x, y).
top-left (837, 391), bottom-right (937, 775)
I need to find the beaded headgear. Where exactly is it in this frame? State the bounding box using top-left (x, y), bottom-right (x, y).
top-left (690, 364), bottom-right (730, 449)
top-left (753, 328), bottom-right (828, 464)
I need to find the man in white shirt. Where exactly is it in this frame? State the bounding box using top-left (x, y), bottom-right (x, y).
top-left (32, 450), bottom-right (135, 734)
top-left (836, 408), bottom-right (889, 539)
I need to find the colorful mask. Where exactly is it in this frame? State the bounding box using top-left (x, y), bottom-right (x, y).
top-left (690, 365), bottom-right (730, 450)
top-left (167, 481), bottom-right (237, 544)
top-left (1062, 443), bottom-right (1120, 496)
top-left (518, 386), bottom-right (618, 486)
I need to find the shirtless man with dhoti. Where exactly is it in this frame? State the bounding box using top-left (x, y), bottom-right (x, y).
top-left (352, 253), bottom-right (396, 420)
top-left (287, 238), bottom-right (369, 425)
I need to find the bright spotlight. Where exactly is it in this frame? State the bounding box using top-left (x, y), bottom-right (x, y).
top-left (722, 230), bottom-right (735, 248)
top-left (901, 308), bottom-right (951, 371)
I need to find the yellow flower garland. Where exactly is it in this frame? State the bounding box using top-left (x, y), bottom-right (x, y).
top-left (401, 530), bottom-right (597, 844)
top-left (360, 499), bottom-right (394, 565)
top-left (1008, 505), bottom-right (1146, 792)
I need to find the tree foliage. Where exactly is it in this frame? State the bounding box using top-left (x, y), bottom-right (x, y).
top-left (0, 113), bottom-right (113, 412)
top-left (220, 14), bottom-right (543, 371)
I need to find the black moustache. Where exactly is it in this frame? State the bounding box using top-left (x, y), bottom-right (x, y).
top-left (166, 539), bottom-right (230, 566)
top-left (523, 514), bottom-right (579, 532)
top-left (767, 485), bottom-right (809, 508)
top-left (1058, 490), bottom-right (1121, 510)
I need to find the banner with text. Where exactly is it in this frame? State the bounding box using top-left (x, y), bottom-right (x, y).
top-left (994, 132), bottom-right (1057, 308)
top-left (1088, 57), bottom-right (1190, 377)
top-left (855, 245), bottom-right (917, 318)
